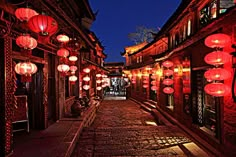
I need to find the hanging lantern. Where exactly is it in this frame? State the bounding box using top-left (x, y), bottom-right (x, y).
top-left (96, 86), bottom-right (102, 91)
top-left (28, 14), bottom-right (58, 36)
top-left (69, 75), bottom-right (77, 84)
top-left (15, 8), bottom-right (38, 22)
top-left (16, 34), bottom-right (37, 50)
top-left (204, 33), bottom-right (231, 48)
top-left (83, 85), bottom-right (90, 90)
top-left (15, 61), bottom-right (37, 82)
top-left (143, 84), bottom-right (148, 88)
top-left (162, 60), bottom-right (174, 68)
top-left (57, 64), bottom-right (70, 76)
top-left (204, 68), bottom-right (231, 81)
top-left (57, 48), bottom-right (69, 57)
top-left (163, 69), bottom-right (174, 76)
top-left (96, 80), bottom-right (102, 84)
top-left (56, 34), bottom-right (69, 43)
top-left (163, 87), bottom-right (174, 94)
top-left (143, 80), bottom-right (148, 84)
top-left (83, 68), bottom-right (90, 73)
top-left (151, 86), bottom-right (157, 91)
top-left (163, 78), bottom-right (174, 86)
top-left (183, 87), bottom-right (191, 94)
top-left (183, 80), bottom-right (190, 85)
top-left (204, 83), bottom-right (231, 97)
top-left (83, 76), bottom-right (90, 82)
top-left (131, 80), bottom-right (136, 84)
top-left (151, 80), bottom-right (156, 85)
top-left (151, 75), bottom-right (157, 79)
top-left (69, 55), bottom-right (78, 62)
top-left (204, 51), bottom-right (231, 66)
top-left (96, 74), bottom-right (102, 77)
top-left (69, 65), bottom-right (77, 74)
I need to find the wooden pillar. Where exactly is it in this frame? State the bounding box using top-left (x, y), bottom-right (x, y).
top-left (0, 37), bottom-right (15, 156)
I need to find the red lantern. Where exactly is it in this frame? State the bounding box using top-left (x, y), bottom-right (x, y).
top-left (163, 87), bottom-right (174, 94)
top-left (143, 80), bottom-right (148, 84)
top-left (57, 64), bottom-right (70, 76)
top-left (151, 86), bottom-right (157, 91)
top-left (205, 33), bottom-right (231, 48)
top-left (83, 68), bottom-right (90, 73)
top-left (69, 56), bottom-right (78, 62)
top-left (204, 51), bottom-right (231, 66)
top-left (28, 14), bottom-right (58, 36)
top-left (204, 68), bottom-right (231, 81)
top-left (96, 80), bottom-right (102, 84)
top-left (83, 85), bottom-right (90, 90)
top-left (163, 69), bottom-right (174, 76)
top-left (70, 66), bottom-right (77, 74)
top-left (204, 83), bottom-right (231, 97)
top-left (131, 80), bottom-right (136, 84)
top-left (183, 87), bottom-right (191, 93)
top-left (83, 76), bottom-right (90, 82)
top-left (163, 78), bottom-right (174, 85)
top-left (151, 75), bottom-right (157, 79)
top-left (162, 60), bottom-right (173, 68)
top-left (96, 74), bottom-right (102, 77)
top-left (15, 8), bottom-right (38, 22)
top-left (69, 75), bottom-right (77, 84)
top-left (143, 84), bottom-right (148, 88)
top-left (56, 34), bottom-right (69, 43)
top-left (151, 80), bottom-right (156, 85)
top-left (96, 86), bottom-right (102, 91)
top-left (16, 34), bottom-right (37, 50)
top-left (57, 48), bottom-right (69, 57)
top-left (15, 61), bottom-right (37, 82)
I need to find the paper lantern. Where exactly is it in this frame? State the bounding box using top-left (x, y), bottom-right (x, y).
top-left (96, 74), bottom-right (102, 77)
top-left (204, 51), bottom-right (231, 66)
top-left (96, 80), bottom-right (102, 84)
top-left (204, 68), bottom-right (231, 81)
top-left (83, 76), bottom-right (90, 82)
top-left (143, 80), bottom-right (148, 84)
top-left (151, 80), bottom-right (156, 85)
top-left (56, 34), bottom-right (69, 43)
top-left (15, 8), bottom-right (38, 22)
top-left (151, 75), bottom-right (157, 79)
top-left (151, 86), bottom-right (157, 91)
top-left (162, 60), bottom-right (174, 68)
top-left (28, 14), bottom-right (58, 36)
top-left (204, 83), bottom-right (231, 97)
top-left (163, 69), bottom-right (174, 76)
top-left (163, 87), bottom-right (174, 94)
top-left (183, 87), bottom-right (191, 93)
top-left (163, 78), bottom-right (174, 85)
top-left (204, 33), bottom-right (231, 48)
top-left (69, 56), bottom-right (78, 62)
top-left (143, 84), bottom-right (148, 88)
top-left (15, 61), bottom-right (37, 82)
top-left (83, 68), bottom-right (90, 73)
top-left (16, 34), bottom-right (37, 50)
top-left (57, 64), bottom-right (70, 76)
top-left (57, 48), bottom-right (69, 57)
top-left (96, 87), bottom-right (102, 91)
top-left (131, 80), bottom-right (136, 84)
top-left (69, 75), bottom-right (77, 84)
top-left (83, 85), bottom-right (90, 90)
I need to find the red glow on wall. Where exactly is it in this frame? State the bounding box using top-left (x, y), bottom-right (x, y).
top-left (204, 83), bottom-right (231, 97)
top-left (204, 33), bottom-right (231, 48)
top-left (204, 68), bottom-right (231, 81)
top-left (204, 51), bottom-right (231, 66)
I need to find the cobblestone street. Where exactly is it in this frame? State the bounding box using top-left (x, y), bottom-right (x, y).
top-left (72, 99), bottom-right (211, 157)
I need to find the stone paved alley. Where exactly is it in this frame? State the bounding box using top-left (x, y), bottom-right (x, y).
top-left (72, 99), bottom-right (213, 157)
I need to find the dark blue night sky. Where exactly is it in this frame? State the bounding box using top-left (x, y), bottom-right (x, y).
top-left (89, 0), bottom-right (181, 63)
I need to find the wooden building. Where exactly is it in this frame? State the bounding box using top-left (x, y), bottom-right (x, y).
top-left (0, 0), bottom-right (106, 155)
top-left (122, 0), bottom-right (236, 156)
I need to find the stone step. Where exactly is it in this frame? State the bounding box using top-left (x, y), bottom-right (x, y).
top-left (151, 109), bottom-right (174, 126)
top-left (143, 101), bottom-right (156, 109)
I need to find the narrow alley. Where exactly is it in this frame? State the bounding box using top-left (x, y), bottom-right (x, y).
top-left (72, 99), bottom-right (212, 157)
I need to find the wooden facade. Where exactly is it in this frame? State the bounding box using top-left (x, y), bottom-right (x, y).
top-left (122, 0), bottom-right (236, 156)
top-left (0, 0), bottom-right (106, 156)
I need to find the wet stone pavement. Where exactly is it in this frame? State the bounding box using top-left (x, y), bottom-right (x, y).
top-left (72, 99), bottom-right (210, 157)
